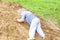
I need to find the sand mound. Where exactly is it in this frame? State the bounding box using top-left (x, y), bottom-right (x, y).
top-left (0, 2), bottom-right (60, 40)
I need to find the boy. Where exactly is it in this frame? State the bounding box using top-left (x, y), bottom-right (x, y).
top-left (17, 8), bottom-right (45, 40)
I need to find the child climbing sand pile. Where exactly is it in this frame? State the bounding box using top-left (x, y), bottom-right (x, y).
top-left (17, 8), bottom-right (45, 40)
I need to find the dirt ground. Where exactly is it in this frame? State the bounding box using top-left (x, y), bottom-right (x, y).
top-left (0, 2), bottom-right (60, 40)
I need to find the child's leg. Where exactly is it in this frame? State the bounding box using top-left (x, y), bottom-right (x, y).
top-left (28, 18), bottom-right (39, 39)
top-left (36, 22), bottom-right (45, 39)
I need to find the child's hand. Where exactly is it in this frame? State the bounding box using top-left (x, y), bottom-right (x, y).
top-left (17, 18), bottom-right (24, 23)
top-left (17, 19), bottom-right (21, 22)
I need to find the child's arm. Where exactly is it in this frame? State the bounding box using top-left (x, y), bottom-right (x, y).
top-left (17, 18), bottom-right (24, 23)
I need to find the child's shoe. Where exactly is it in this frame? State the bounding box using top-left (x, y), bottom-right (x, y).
top-left (27, 38), bottom-right (35, 40)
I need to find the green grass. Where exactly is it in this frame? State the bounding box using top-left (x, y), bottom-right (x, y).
top-left (5, 0), bottom-right (60, 28)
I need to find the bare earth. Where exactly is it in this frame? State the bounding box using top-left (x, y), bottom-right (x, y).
top-left (0, 2), bottom-right (60, 40)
